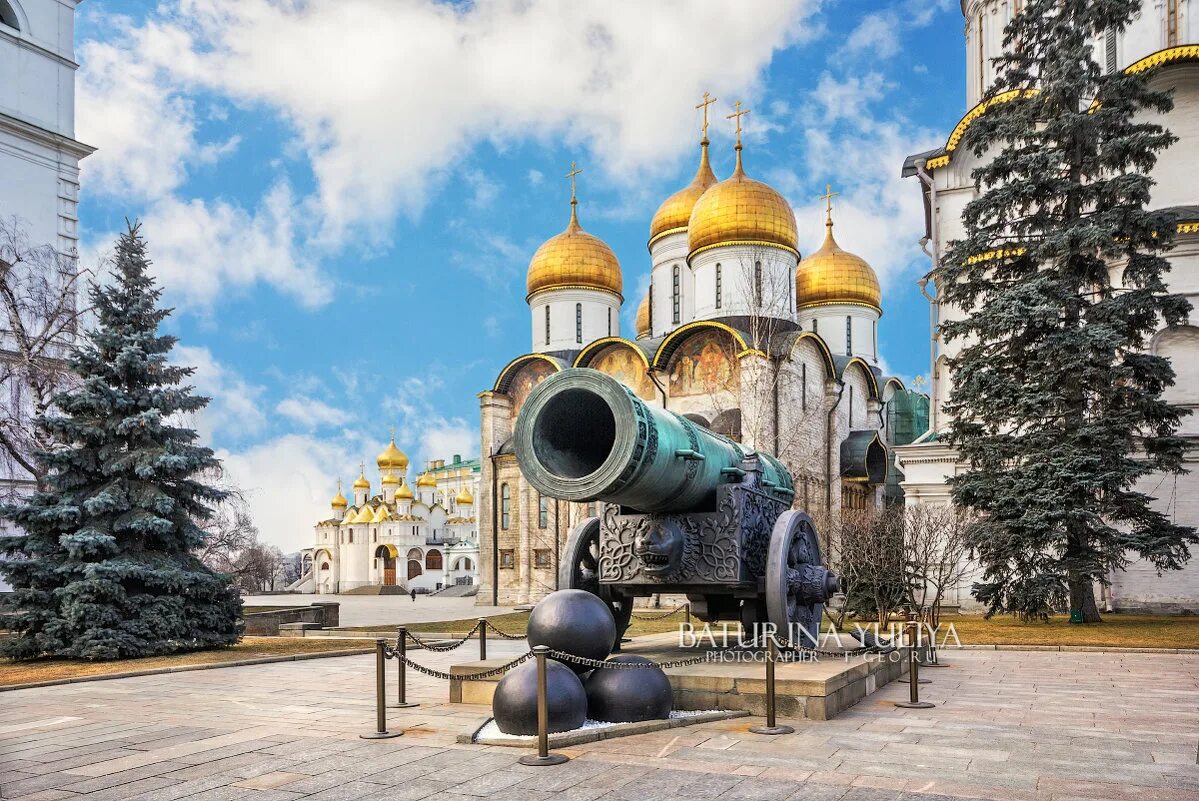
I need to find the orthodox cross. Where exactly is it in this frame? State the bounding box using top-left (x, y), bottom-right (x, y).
top-left (566, 161), bottom-right (582, 203)
top-left (819, 183), bottom-right (840, 223)
top-left (726, 101), bottom-right (750, 146)
top-left (695, 91), bottom-right (717, 139)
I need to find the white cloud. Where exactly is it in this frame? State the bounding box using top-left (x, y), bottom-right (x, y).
top-left (174, 345), bottom-right (267, 443)
top-left (420, 419), bottom-right (478, 463)
top-left (275, 396), bottom-right (347, 430)
top-left (840, 12), bottom-right (902, 61)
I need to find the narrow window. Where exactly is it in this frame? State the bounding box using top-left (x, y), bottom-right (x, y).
top-left (789, 268), bottom-right (794, 312)
top-left (648, 288), bottom-right (653, 335)
top-left (754, 261), bottom-right (762, 306)
top-left (977, 14), bottom-right (985, 97)
top-left (1105, 27), bottom-right (1118, 73)
top-left (0, 1), bottom-right (19, 31)
top-left (1167, 0), bottom-right (1179, 46)
top-left (849, 385), bottom-right (854, 427)
top-left (500, 483), bottom-right (511, 530)
top-left (348, 530), bottom-right (354, 544)
top-left (846, 316), bottom-right (852, 356)
top-left (812, 318), bottom-right (818, 335)
top-left (538, 495), bottom-right (548, 528)
top-left (801, 362), bottom-right (808, 411)
top-left (715, 263), bottom-right (722, 309)
top-left (544, 306), bottom-right (551, 346)
top-left (873, 320), bottom-right (877, 355)
top-left (672, 265), bottom-right (681, 324)
top-left (607, 307), bottom-right (612, 337)
top-left (575, 303), bottom-right (583, 344)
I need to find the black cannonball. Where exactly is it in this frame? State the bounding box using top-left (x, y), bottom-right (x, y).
top-left (492, 658), bottom-right (586, 736)
top-left (526, 589), bottom-right (616, 674)
top-left (584, 654), bottom-right (673, 723)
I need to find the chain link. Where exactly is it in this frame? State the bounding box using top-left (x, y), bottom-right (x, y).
top-left (482, 620), bottom-right (527, 640)
top-left (399, 650), bottom-right (535, 681)
top-left (629, 604), bottom-right (689, 621)
top-left (401, 620), bottom-right (482, 652)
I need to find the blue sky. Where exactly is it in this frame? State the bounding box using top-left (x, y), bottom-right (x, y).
top-left (73, 0), bottom-right (967, 551)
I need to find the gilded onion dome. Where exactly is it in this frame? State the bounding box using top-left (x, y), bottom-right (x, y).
top-left (376, 438), bottom-right (409, 471)
top-left (341, 508), bottom-right (355, 525)
top-left (796, 211), bottom-right (882, 313)
top-left (330, 481), bottom-right (348, 509)
top-left (353, 504), bottom-right (374, 524)
top-left (526, 194), bottom-right (622, 301)
top-left (371, 505), bottom-right (389, 524)
top-left (396, 479), bottom-right (415, 501)
top-left (417, 471), bottom-right (438, 488)
top-left (381, 473), bottom-right (399, 486)
top-left (455, 487), bottom-right (474, 505)
top-left (635, 291), bottom-right (651, 339)
top-left (352, 470), bottom-right (370, 490)
top-left (687, 144), bottom-right (798, 260)
top-left (649, 138), bottom-right (718, 248)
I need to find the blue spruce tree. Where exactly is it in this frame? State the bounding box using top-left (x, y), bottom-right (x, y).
top-left (0, 223), bottom-right (242, 659)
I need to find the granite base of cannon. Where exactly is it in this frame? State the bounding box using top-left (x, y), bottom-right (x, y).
top-left (449, 632), bottom-right (908, 722)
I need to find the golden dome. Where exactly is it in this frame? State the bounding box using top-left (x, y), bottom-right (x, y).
top-left (376, 438), bottom-right (409, 470)
top-left (371, 505), bottom-right (389, 524)
top-left (635, 291), bottom-right (651, 339)
top-left (417, 471), bottom-right (438, 488)
top-left (649, 139), bottom-right (718, 247)
top-left (526, 200), bottom-right (622, 301)
top-left (455, 487), bottom-right (474, 505)
top-left (353, 505), bottom-right (374, 524)
top-left (381, 473), bottom-right (399, 486)
top-left (796, 215), bottom-right (882, 313)
top-left (687, 146), bottom-right (798, 260)
top-left (352, 470), bottom-right (370, 490)
top-left (396, 479), bottom-right (415, 501)
top-left (330, 481), bottom-right (348, 508)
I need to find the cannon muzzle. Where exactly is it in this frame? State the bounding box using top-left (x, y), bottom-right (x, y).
top-left (514, 368), bottom-right (793, 513)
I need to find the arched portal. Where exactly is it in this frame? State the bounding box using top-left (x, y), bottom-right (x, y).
top-left (453, 556), bottom-right (474, 571)
top-left (374, 545), bottom-right (397, 585)
top-left (425, 549), bottom-right (443, 570)
top-left (407, 560), bottom-right (423, 581)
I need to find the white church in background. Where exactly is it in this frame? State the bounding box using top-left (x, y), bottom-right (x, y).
top-left (896, 0), bottom-right (1199, 611)
top-left (293, 441), bottom-right (482, 595)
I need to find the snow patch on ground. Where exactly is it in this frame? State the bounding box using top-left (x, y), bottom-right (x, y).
top-left (476, 710), bottom-right (728, 743)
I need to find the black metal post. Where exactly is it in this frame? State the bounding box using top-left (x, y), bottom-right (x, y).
top-left (920, 618), bottom-right (950, 668)
top-left (749, 638), bottom-right (795, 735)
top-left (898, 619), bottom-right (931, 684)
top-left (479, 618), bottom-right (487, 661)
top-left (517, 646), bottom-right (569, 766)
top-left (895, 622), bottom-right (935, 710)
top-left (684, 603), bottom-right (691, 627)
top-left (390, 628), bottom-right (418, 709)
top-left (361, 639), bottom-right (403, 738)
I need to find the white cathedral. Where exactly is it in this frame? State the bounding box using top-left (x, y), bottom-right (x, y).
top-left (896, 0), bottom-right (1199, 611)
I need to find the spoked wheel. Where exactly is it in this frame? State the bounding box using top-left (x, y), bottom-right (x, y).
top-left (766, 511), bottom-right (836, 648)
top-left (560, 516), bottom-right (633, 649)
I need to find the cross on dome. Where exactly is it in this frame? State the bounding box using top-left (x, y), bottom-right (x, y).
top-left (695, 91), bottom-right (717, 140)
top-left (819, 183), bottom-right (841, 226)
top-left (727, 101), bottom-right (751, 147)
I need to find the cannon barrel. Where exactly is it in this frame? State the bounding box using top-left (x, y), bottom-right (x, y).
top-left (514, 368), bottom-right (794, 513)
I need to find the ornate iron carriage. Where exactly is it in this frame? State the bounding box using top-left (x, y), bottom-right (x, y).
top-left (514, 368), bottom-right (840, 645)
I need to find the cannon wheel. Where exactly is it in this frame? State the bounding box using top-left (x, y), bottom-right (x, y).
top-left (766, 510), bottom-right (825, 648)
top-left (559, 516), bottom-right (633, 649)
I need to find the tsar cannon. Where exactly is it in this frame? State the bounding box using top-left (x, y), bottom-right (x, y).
top-left (513, 368), bottom-right (840, 646)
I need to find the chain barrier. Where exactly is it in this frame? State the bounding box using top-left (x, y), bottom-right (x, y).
top-left (483, 620), bottom-right (528, 640)
top-left (401, 620), bottom-right (482, 652)
top-left (547, 649), bottom-right (710, 669)
top-left (629, 604), bottom-right (689, 621)
top-left (399, 649), bottom-right (536, 681)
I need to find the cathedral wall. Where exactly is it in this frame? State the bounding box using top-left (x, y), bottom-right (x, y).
top-left (690, 244), bottom-right (798, 323)
top-left (529, 288), bottom-right (621, 353)
top-left (774, 344), bottom-right (834, 512)
top-left (1144, 66), bottom-right (1199, 210)
top-left (650, 232), bottom-right (691, 336)
top-left (804, 305), bottom-right (880, 364)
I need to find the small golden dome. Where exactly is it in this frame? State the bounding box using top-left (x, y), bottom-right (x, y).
top-left (796, 216), bottom-right (882, 313)
top-left (352, 470), bottom-right (370, 490)
top-left (687, 146), bottom-right (798, 260)
top-left (649, 139), bottom-right (718, 247)
top-left (354, 505), bottom-right (374, 524)
top-left (396, 479), bottom-right (415, 501)
top-left (330, 481), bottom-right (348, 508)
top-left (526, 199), bottom-right (622, 301)
top-left (455, 487), bottom-right (474, 505)
top-left (341, 508), bottom-right (355, 525)
top-left (376, 439), bottom-right (409, 470)
top-left (371, 505), bottom-right (389, 524)
top-left (380, 473), bottom-right (399, 486)
top-left (417, 471), bottom-right (438, 488)
top-left (635, 291), bottom-right (651, 339)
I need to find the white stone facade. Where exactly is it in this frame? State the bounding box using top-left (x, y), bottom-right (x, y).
top-left (897, 1), bottom-right (1199, 611)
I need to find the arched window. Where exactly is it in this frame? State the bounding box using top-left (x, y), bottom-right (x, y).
top-left (576, 303), bottom-right (583, 344)
top-left (672, 265), bottom-right (681, 324)
top-left (846, 316), bottom-right (852, 356)
top-left (425, 549), bottom-right (443, 570)
top-left (408, 560), bottom-right (422, 580)
top-left (0, 1), bottom-right (19, 30)
top-left (812, 318), bottom-right (818, 334)
top-left (715, 263), bottom-right (722, 309)
top-left (754, 261), bottom-right (762, 306)
top-left (545, 305), bottom-right (551, 346)
top-left (500, 483), bottom-right (511, 529)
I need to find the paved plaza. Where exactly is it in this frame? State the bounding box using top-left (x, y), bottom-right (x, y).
top-left (1, 643), bottom-right (1197, 801)
top-left (244, 595), bottom-right (515, 629)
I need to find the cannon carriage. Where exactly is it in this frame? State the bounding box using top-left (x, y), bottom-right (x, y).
top-left (514, 368), bottom-right (840, 646)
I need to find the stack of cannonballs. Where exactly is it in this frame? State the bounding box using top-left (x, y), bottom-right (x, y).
top-left (492, 589), bottom-right (674, 735)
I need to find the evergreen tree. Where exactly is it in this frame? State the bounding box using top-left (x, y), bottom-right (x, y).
top-left (0, 223), bottom-right (242, 659)
top-left (938, 0), bottom-right (1196, 622)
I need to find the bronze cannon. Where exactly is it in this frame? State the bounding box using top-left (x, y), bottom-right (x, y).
top-left (514, 368), bottom-right (840, 646)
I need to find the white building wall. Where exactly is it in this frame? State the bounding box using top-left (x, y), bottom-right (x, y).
top-left (529, 288), bottom-right (621, 352)
top-left (650, 232), bottom-right (692, 336)
top-left (691, 244), bottom-right (798, 322)
top-left (803, 304), bottom-right (881, 364)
